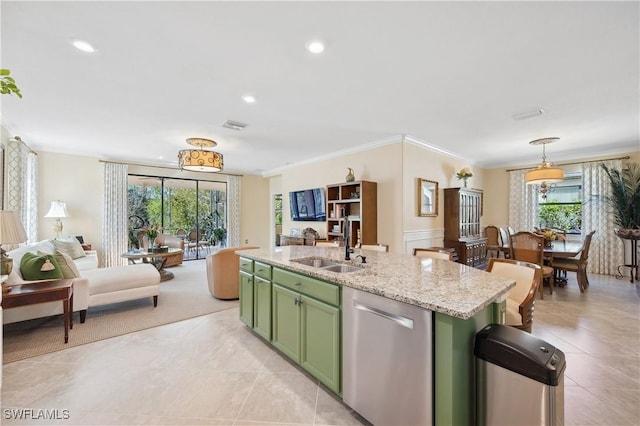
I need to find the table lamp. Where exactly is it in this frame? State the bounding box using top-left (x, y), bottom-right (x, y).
top-left (0, 210), bottom-right (28, 293)
top-left (45, 200), bottom-right (69, 239)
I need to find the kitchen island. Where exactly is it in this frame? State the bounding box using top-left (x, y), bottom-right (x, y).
top-left (238, 245), bottom-right (514, 426)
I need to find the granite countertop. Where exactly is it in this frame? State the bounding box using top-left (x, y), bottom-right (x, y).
top-left (239, 246), bottom-right (515, 320)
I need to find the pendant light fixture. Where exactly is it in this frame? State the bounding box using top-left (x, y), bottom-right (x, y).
top-left (177, 138), bottom-right (224, 172)
top-left (525, 137), bottom-right (564, 185)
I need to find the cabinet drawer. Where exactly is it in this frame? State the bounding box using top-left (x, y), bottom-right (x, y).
top-left (239, 257), bottom-right (254, 273)
top-left (254, 261), bottom-right (272, 280)
top-left (273, 268), bottom-right (340, 306)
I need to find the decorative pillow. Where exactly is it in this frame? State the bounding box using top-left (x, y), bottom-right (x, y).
top-left (53, 238), bottom-right (86, 260)
top-left (41, 250), bottom-right (79, 279)
top-left (20, 252), bottom-right (64, 281)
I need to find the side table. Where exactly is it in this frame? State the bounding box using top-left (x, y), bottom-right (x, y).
top-left (1, 279), bottom-right (74, 343)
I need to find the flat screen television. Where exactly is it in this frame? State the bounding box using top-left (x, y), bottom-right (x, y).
top-left (289, 188), bottom-right (326, 221)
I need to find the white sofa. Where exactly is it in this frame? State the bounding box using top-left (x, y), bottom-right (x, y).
top-left (4, 240), bottom-right (160, 324)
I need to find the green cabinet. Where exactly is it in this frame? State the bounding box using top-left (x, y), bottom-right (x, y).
top-left (253, 276), bottom-right (272, 340)
top-left (272, 267), bottom-right (341, 394)
top-left (239, 271), bottom-right (254, 327)
top-left (300, 294), bottom-right (340, 393)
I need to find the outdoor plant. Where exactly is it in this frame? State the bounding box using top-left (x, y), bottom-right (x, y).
top-left (601, 162), bottom-right (640, 229)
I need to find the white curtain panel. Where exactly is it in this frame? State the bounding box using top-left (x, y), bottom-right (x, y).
top-left (103, 162), bottom-right (129, 267)
top-left (227, 175), bottom-right (241, 247)
top-left (582, 159), bottom-right (623, 275)
top-left (5, 138), bottom-right (38, 243)
top-left (508, 169), bottom-right (539, 232)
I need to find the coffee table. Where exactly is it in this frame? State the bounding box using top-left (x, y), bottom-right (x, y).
top-left (2, 279), bottom-right (73, 343)
top-left (121, 248), bottom-right (183, 281)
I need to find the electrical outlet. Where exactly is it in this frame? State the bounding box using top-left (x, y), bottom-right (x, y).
top-left (244, 239), bottom-right (248, 244)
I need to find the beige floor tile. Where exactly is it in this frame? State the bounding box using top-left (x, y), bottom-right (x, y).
top-left (235, 370), bottom-right (318, 424)
top-left (1, 271), bottom-right (638, 425)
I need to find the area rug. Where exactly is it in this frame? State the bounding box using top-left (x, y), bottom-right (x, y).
top-left (2, 260), bottom-right (238, 363)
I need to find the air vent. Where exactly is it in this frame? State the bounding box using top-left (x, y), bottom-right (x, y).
top-left (222, 120), bottom-right (248, 131)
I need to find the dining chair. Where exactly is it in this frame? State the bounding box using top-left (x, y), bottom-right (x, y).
top-left (413, 248), bottom-right (453, 260)
top-left (498, 227), bottom-right (511, 259)
top-left (486, 258), bottom-right (542, 333)
top-left (484, 225), bottom-right (502, 258)
top-left (508, 231), bottom-right (554, 298)
top-left (360, 244), bottom-right (389, 252)
top-left (552, 230), bottom-right (596, 292)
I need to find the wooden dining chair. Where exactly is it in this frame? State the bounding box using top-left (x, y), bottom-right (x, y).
top-left (360, 244), bottom-right (389, 252)
top-left (552, 231), bottom-right (596, 292)
top-left (413, 248), bottom-right (453, 260)
top-left (509, 232), bottom-right (554, 298)
top-left (487, 258), bottom-right (542, 333)
top-left (484, 225), bottom-right (502, 258)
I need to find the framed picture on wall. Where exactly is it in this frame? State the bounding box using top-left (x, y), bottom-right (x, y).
top-left (418, 178), bottom-right (438, 217)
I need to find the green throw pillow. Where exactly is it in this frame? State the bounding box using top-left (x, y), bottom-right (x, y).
top-left (39, 251), bottom-right (79, 279)
top-left (20, 252), bottom-right (64, 281)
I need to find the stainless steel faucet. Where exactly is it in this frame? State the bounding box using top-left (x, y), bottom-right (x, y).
top-left (344, 216), bottom-right (354, 260)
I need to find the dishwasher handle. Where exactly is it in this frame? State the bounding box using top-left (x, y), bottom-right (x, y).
top-left (353, 300), bottom-right (414, 329)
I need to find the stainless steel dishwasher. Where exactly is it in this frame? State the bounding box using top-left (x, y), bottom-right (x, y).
top-left (343, 286), bottom-right (433, 426)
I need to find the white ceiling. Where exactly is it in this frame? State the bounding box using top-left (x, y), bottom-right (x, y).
top-left (1, 1), bottom-right (638, 176)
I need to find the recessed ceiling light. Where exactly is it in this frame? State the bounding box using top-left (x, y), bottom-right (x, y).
top-left (306, 40), bottom-right (325, 54)
top-left (72, 40), bottom-right (96, 53)
top-left (242, 95), bottom-right (256, 104)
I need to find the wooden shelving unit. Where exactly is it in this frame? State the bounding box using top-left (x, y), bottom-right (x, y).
top-left (326, 181), bottom-right (377, 247)
top-left (443, 187), bottom-right (487, 268)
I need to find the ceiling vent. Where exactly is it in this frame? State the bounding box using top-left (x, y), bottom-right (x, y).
top-left (222, 120), bottom-right (248, 131)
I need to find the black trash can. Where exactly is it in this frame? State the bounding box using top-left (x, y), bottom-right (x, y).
top-left (474, 324), bottom-right (566, 426)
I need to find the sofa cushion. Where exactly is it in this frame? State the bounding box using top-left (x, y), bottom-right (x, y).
top-left (20, 252), bottom-right (64, 281)
top-left (7, 240), bottom-right (57, 270)
top-left (53, 238), bottom-right (86, 259)
top-left (81, 264), bottom-right (160, 295)
top-left (48, 250), bottom-right (80, 278)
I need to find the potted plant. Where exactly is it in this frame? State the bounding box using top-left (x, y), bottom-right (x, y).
top-left (213, 227), bottom-right (227, 247)
top-left (601, 162), bottom-right (640, 239)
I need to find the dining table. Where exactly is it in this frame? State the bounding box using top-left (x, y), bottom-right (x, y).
top-left (543, 240), bottom-right (583, 258)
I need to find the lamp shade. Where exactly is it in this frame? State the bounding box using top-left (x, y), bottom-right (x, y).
top-left (0, 210), bottom-right (27, 244)
top-left (44, 201), bottom-right (69, 218)
top-left (177, 149), bottom-right (224, 172)
top-left (525, 166), bottom-right (565, 185)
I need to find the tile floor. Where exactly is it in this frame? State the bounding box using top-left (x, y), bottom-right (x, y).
top-left (1, 272), bottom-right (638, 425)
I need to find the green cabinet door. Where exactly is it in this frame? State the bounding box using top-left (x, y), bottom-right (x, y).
top-left (300, 295), bottom-right (341, 394)
top-left (253, 276), bottom-right (272, 340)
top-left (239, 271), bottom-right (254, 327)
top-left (272, 284), bottom-right (301, 362)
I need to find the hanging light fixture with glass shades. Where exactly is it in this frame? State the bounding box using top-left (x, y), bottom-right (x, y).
top-left (177, 137), bottom-right (224, 172)
top-left (525, 137), bottom-right (564, 199)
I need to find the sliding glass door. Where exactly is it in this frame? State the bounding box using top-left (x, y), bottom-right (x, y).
top-left (128, 175), bottom-right (227, 261)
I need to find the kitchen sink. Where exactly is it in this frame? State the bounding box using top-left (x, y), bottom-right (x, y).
top-left (291, 257), bottom-right (364, 273)
top-left (321, 264), bottom-right (364, 273)
top-left (291, 257), bottom-right (342, 268)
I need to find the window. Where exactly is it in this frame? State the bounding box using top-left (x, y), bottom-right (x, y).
top-left (537, 173), bottom-right (582, 234)
top-left (127, 174), bottom-right (227, 260)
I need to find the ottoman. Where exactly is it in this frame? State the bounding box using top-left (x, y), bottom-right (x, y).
top-left (79, 263), bottom-right (161, 322)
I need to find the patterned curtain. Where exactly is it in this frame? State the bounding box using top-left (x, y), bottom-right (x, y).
top-left (582, 160), bottom-right (623, 275)
top-left (4, 138), bottom-right (38, 243)
top-left (227, 175), bottom-right (241, 247)
top-left (102, 162), bottom-right (128, 267)
top-left (508, 169), bottom-right (539, 232)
